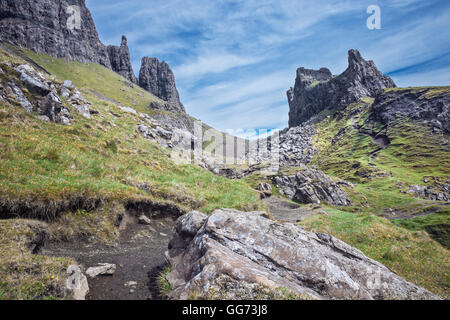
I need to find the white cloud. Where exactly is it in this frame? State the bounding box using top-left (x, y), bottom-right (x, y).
top-left (174, 53), bottom-right (265, 80)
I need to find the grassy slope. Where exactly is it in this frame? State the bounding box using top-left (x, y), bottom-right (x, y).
top-left (299, 90), bottom-right (450, 297)
top-left (0, 46), bottom-right (264, 299)
top-left (0, 46), bottom-right (263, 216)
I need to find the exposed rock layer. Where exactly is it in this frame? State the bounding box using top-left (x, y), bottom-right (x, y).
top-left (166, 209), bottom-right (439, 300)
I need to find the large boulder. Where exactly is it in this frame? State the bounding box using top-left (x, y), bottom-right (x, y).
top-left (0, 0), bottom-right (111, 68)
top-left (139, 57), bottom-right (185, 113)
top-left (165, 209), bottom-right (439, 300)
top-left (287, 49), bottom-right (396, 127)
top-left (273, 166), bottom-right (352, 206)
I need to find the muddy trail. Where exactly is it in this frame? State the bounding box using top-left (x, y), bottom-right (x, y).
top-left (42, 216), bottom-right (175, 300)
top-left (264, 196), bottom-right (315, 223)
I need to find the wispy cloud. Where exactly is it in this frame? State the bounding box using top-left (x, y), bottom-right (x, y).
top-left (87, 0), bottom-right (450, 131)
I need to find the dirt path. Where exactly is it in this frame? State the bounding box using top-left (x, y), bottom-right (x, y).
top-left (42, 216), bottom-right (174, 300)
top-left (264, 196), bottom-right (316, 223)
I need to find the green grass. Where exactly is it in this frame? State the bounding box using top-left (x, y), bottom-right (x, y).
top-left (301, 208), bottom-right (450, 298)
top-left (157, 266), bottom-right (172, 299)
top-left (392, 210), bottom-right (450, 249)
top-left (0, 219), bottom-right (74, 300)
top-left (0, 46), bottom-right (263, 217)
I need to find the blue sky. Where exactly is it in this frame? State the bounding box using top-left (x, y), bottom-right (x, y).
top-left (86, 0), bottom-right (450, 136)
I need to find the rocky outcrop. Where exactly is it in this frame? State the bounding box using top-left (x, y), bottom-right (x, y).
top-left (370, 88), bottom-right (450, 134)
top-left (166, 209), bottom-right (439, 300)
top-left (273, 165), bottom-right (352, 206)
top-left (107, 36), bottom-right (137, 84)
top-left (288, 49), bottom-right (396, 127)
top-left (139, 57), bottom-right (185, 113)
top-left (2, 61), bottom-right (94, 124)
top-left (0, 0), bottom-right (111, 68)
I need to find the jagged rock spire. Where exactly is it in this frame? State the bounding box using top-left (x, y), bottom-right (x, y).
top-left (287, 49), bottom-right (396, 127)
top-left (107, 35), bottom-right (137, 84)
top-left (139, 57), bottom-right (185, 113)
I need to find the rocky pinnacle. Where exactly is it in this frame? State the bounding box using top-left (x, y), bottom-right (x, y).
top-left (107, 36), bottom-right (138, 84)
top-left (139, 57), bottom-right (186, 113)
top-left (287, 49), bottom-right (396, 127)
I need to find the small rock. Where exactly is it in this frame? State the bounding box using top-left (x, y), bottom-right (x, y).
top-left (86, 263), bottom-right (116, 278)
top-left (138, 215), bottom-right (152, 225)
top-left (62, 80), bottom-right (74, 89)
top-left (65, 265), bottom-right (89, 300)
top-left (124, 281), bottom-right (137, 288)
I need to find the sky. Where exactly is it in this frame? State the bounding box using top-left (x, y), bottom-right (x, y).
top-left (86, 0), bottom-right (450, 137)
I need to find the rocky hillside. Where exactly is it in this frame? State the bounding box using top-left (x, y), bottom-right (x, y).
top-left (0, 0), bottom-right (448, 301)
top-left (0, 0), bottom-right (186, 113)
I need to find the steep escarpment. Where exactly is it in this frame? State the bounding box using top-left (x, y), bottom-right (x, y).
top-left (287, 49), bottom-right (396, 127)
top-left (0, 0), bottom-right (111, 68)
top-left (107, 36), bottom-right (137, 85)
top-left (139, 57), bottom-right (185, 113)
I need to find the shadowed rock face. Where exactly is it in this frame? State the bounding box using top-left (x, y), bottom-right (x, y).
top-left (139, 57), bottom-right (185, 113)
top-left (370, 88), bottom-right (450, 134)
top-left (166, 209), bottom-right (440, 300)
top-left (288, 49), bottom-right (396, 127)
top-left (107, 36), bottom-right (137, 84)
top-left (0, 0), bottom-right (111, 68)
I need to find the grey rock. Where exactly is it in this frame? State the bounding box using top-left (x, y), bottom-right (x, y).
top-left (74, 104), bottom-right (91, 119)
top-left (119, 106), bottom-right (137, 115)
top-left (8, 82), bottom-right (33, 112)
top-left (139, 57), bottom-right (185, 113)
top-left (257, 183), bottom-right (273, 198)
top-left (370, 88), bottom-right (450, 134)
top-left (138, 215), bottom-right (152, 225)
top-left (38, 92), bottom-right (72, 125)
top-left (107, 36), bottom-right (137, 84)
top-left (86, 263), bottom-right (116, 278)
top-left (0, 0), bottom-right (111, 68)
top-left (38, 115), bottom-right (50, 122)
top-left (65, 265), bottom-right (89, 300)
top-left (288, 49), bottom-right (396, 127)
top-left (15, 65), bottom-right (51, 95)
top-left (273, 166), bottom-right (352, 206)
top-left (62, 80), bottom-right (74, 89)
top-left (166, 209), bottom-right (439, 300)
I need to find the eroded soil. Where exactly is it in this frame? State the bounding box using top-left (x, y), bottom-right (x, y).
top-left (42, 216), bottom-right (174, 300)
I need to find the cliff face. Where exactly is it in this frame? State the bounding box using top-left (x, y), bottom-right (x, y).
top-left (287, 49), bottom-right (396, 127)
top-left (107, 36), bottom-right (137, 84)
top-left (0, 0), bottom-right (111, 68)
top-left (139, 57), bottom-right (185, 113)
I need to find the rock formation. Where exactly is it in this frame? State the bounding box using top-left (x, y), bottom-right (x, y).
top-left (273, 166), bottom-right (353, 206)
top-left (0, 0), bottom-right (111, 68)
top-left (166, 209), bottom-right (439, 300)
top-left (139, 57), bottom-right (185, 113)
top-left (107, 36), bottom-right (137, 84)
top-left (288, 49), bottom-right (396, 127)
top-left (370, 88), bottom-right (449, 134)
top-left (1, 60), bottom-right (93, 124)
